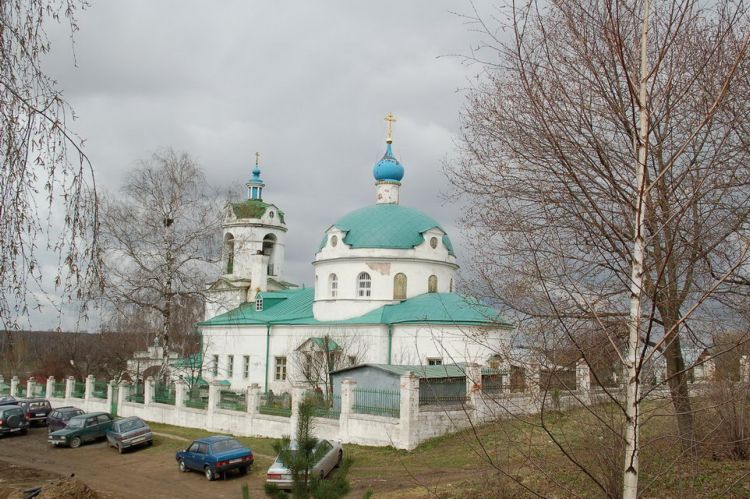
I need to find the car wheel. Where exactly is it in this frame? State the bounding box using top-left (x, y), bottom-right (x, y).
top-left (336, 450), bottom-right (342, 467)
top-left (20, 428), bottom-right (28, 436)
top-left (239, 466), bottom-right (248, 475)
top-left (147, 439), bottom-right (153, 447)
top-left (205, 466), bottom-right (215, 481)
top-left (69, 437), bottom-right (81, 449)
top-left (179, 459), bottom-right (188, 472)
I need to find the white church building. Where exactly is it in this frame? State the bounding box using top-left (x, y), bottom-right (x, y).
top-left (198, 118), bottom-right (513, 393)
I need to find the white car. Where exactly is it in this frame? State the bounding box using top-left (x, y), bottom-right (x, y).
top-left (266, 439), bottom-right (343, 489)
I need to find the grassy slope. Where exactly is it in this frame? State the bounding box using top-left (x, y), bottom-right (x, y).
top-left (142, 403), bottom-right (750, 498)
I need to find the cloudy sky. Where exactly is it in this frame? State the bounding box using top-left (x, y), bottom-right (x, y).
top-left (35, 0), bottom-right (498, 329)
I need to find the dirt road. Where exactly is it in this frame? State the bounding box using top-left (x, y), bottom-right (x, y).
top-left (0, 427), bottom-right (269, 498)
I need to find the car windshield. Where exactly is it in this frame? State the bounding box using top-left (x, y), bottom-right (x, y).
top-left (66, 417), bottom-right (85, 428)
top-left (211, 439), bottom-right (243, 453)
top-left (116, 419), bottom-right (144, 433)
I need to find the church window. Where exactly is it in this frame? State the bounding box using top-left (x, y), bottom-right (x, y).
top-left (427, 358), bottom-right (443, 366)
top-left (330, 235), bottom-right (338, 247)
top-left (243, 356), bottom-right (250, 378)
top-left (393, 273), bottom-right (407, 300)
top-left (224, 233), bottom-right (235, 274)
top-left (428, 275), bottom-right (438, 293)
top-left (212, 355), bottom-right (219, 376)
top-left (348, 355), bottom-right (357, 366)
top-left (227, 355), bottom-right (234, 377)
top-left (329, 274), bottom-right (338, 298)
top-left (269, 210), bottom-right (275, 218)
top-left (256, 296), bottom-right (264, 311)
top-left (357, 272), bottom-right (372, 297)
top-left (274, 357), bottom-right (287, 381)
top-left (449, 278), bottom-right (453, 293)
top-left (430, 237), bottom-right (438, 249)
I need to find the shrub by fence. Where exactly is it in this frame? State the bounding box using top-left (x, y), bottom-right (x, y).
top-left (185, 389), bottom-right (207, 410)
top-left (353, 388), bottom-right (400, 418)
top-left (307, 392), bottom-right (341, 419)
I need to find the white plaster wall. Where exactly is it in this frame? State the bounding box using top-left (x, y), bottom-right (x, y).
top-left (390, 324), bottom-right (511, 366)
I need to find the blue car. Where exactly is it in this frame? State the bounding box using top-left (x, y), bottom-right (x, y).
top-left (176, 435), bottom-right (254, 481)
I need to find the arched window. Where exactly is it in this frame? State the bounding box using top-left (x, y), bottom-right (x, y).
top-left (393, 273), bottom-right (407, 300)
top-left (428, 275), bottom-right (438, 293)
top-left (263, 233), bottom-right (277, 275)
top-left (449, 278), bottom-right (454, 293)
top-left (224, 233), bottom-right (235, 274)
top-left (357, 272), bottom-right (372, 297)
top-left (329, 273), bottom-right (338, 298)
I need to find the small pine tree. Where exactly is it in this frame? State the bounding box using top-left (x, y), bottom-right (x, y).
top-left (265, 396), bottom-right (352, 499)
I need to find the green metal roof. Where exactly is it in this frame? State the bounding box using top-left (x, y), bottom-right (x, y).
top-left (310, 337), bottom-right (340, 350)
top-left (331, 363), bottom-right (468, 378)
top-left (317, 204), bottom-right (454, 255)
top-left (231, 199), bottom-right (285, 223)
top-left (199, 289), bottom-right (510, 328)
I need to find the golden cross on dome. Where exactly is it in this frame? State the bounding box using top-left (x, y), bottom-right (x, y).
top-left (255, 151), bottom-right (260, 166)
top-left (384, 112), bottom-right (397, 143)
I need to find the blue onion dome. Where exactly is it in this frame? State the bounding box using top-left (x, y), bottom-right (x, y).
top-left (248, 164), bottom-right (263, 184)
top-left (373, 142), bottom-right (405, 182)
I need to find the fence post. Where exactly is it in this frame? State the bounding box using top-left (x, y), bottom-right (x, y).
top-left (207, 380), bottom-right (221, 428)
top-left (144, 377), bottom-right (154, 406)
top-left (576, 360), bottom-right (591, 404)
top-left (10, 376), bottom-right (19, 397)
top-left (174, 379), bottom-right (186, 409)
top-left (247, 383), bottom-right (260, 416)
top-left (399, 372), bottom-right (420, 450)
top-left (65, 376), bottom-right (75, 399)
top-left (26, 378), bottom-right (35, 398)
top-left (118, 380), bottom-right (130, 411)
top-left (85, 374), bottom-right (95, 401)
top-left (338, 378), bottom-right (356, 442)
top-left (46, 376), bottom-right (55, 399)
top-left (740, 355), bottom-right (749, 383)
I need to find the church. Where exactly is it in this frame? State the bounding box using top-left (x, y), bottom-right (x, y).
top-left (197, 116), bottom-right (513, 393)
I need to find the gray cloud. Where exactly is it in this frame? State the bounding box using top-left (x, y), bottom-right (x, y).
top-left (32, 0), bottom-right (493, 329)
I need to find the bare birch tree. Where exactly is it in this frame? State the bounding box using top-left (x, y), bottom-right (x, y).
top-left (451, 0), bottom-right (750, 495)
top-left (1, 0), bottom-right (102, 332)
top-left (101, 149), bottom-right (222, 378)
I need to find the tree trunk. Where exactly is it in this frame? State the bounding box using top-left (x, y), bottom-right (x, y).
top-left (661, 313), bottom-right (696, 452)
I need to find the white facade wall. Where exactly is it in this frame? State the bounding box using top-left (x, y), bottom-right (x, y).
top-left (313, 228), bottom-right (458, 321)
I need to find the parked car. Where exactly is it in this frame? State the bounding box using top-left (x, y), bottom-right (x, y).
top-left (176, 436), bottom-right (254, 481)
top-left (266, 439), bottom-right (343, 489)
top-left (47, 407), bottom-right (86, 433)
top-left (106, 416), bottom-right (153, 453)
top-left (47, 412), bottom-right (114, 448)
top-left (15, 398), bottom-right (52, 426)
top-left (0, 405), bottom-right (30, 436)
top-left (0, 396), bottom-right (17, 407)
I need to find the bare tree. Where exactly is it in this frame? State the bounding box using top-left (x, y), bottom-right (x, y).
top-left (101, 149), bottom-right (222, 378)
top-left (450, 0), bottom-right (750, 495)
top-left (291, 333), bottom-right (367, 399)
top-left (1, 1), bottom-right (102, 333)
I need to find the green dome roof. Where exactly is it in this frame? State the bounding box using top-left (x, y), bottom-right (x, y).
top-left (318, 204), bottom-right (455, 255)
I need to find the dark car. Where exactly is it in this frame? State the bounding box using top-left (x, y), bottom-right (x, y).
top-left (15, 398), bottom-right (52, 426)
top-left (47, 407), bottom-right (85, 433)
top-left (0, 396), bottom-right (17, 407)
top-left (106, 416), bottom-right (153, 453)
top-left (176, 436), bottom-right (254, 481)
top-left (47, 412), bottom-right (114, 448)
top-left (0, 405), bottom-right (30, 436)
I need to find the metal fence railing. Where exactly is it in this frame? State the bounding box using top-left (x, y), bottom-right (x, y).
top-left (352, 388), bottom-right (400, 418)
top-left (419, 378), bottom-right (467, 407)
top-left (52, 382), bottom-right (65, 398)
top-left (259, 391), bottom-right (292, 417)
top-left (16, 385), bottom-right (26, 398)
top-left (93, 380), bottom-right (108, 399)
top-left (185, 389), bottom-right (207, 410)
top-left (154, 383), bottom-right (176, 405)
top-left (218, 390), bottom-right (246, 412)
top-left (126, 383), bottom-right (145, 404)
top-left (72, 381), bottom-right (85, 398)
top-left (308, 392), bottom-right (341, 420)
top-left (33, 384), bottom-right (46, 398)
top-left (0, 383), bottom-right (9, 396)
top-left (482, 372), bottom-right (510, 394)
